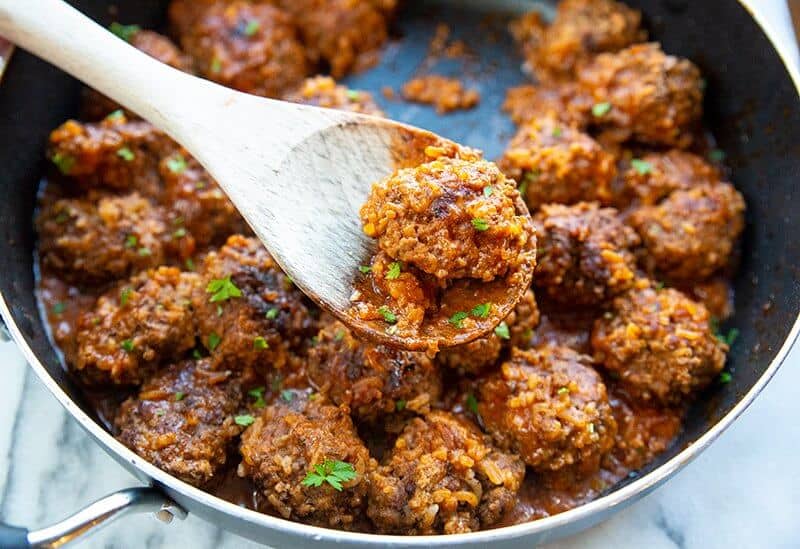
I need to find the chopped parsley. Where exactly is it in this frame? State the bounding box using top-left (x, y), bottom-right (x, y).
top-left (173, 227), bottom-right (187, 239)
top-left (116, 147), bottom-right (135, 161)
top-left (470, 302), bottom-right (491, 319)
top-left (717, 328), bottom-right (739, 346)
top-left (345, 89), bottom-right (361, 101)
top-left (207, 276), bottom-right (242, 302)
top-left (235, 414), bottom-right (255, 427)
top-left (210, 57), bottom-right (222, 74)
top-left (51, 302), bottom-right (66, 316)
top-left (551, 126), bottom-right (563, 137)
top-left (192, 348), bottom-right (203, 360)
top-left (185, 258), bottom-right (196, 271)
top-left (557, 386), bottom-right (570, 395)
top-left (137, 247), bottom-right (152, 257)
top-left (174, 392), bottom-right (186, 402)
top-left (494, 321), bottom-right (510, 340)
top-left (54, 211), bottom-right (70, 224)
top-left (466, 393), bottom-right (479, 415)
top-left (630, 158), bottom-right (653, 175)
top-left (124, 235), bottom-right (138, 249)
top-left (378, 306), bottom-right (397, 324)
top-left (155, 409), bottom-right (166, 417)
top-left (120, 287), bottom-right (133, 306)
top-left (385, 262), bottom-right (401, 280)
top-left (719, 372), bottom-right (732, 384)
top-left (265, 308), bottom-right (279, 320)
top-left (166, 154), bottom-right (187, 174)
top-left (207, 332), bottom-right (221, 351)
top-left (654, 281), bottom-right (665, 291)
top-left (483, 186), bottom-right (494, 197)
top-left (334, 330), bottom-right (346, 342)
top-left (109, 22), bottom-right (140, 42)
top-left (106, 109), bottom-right (125, 122)
top-left (243, 20), bottom-right (260, 37)
top-left (449, 311), bottom-right (468, 328)
top-left (51, 152), bottom-right (75, 175)
top-left (248, 387), bottom-right (266, 408)
top-left (358, 265), bottom-right (372, 274)
top-left (120, 339), bottom-right (135, 352)
top-left (592, 102), bottom-right (612, 117)
top-left (519, 170), bottom-right (538, 197)
top-left (280, 389), bottom-right (294, 402)
top-left (301, 460), bottom-right (357, 491)
top-left (253, 336), bottom-right (269, 350)
top-left (395, 399), bottom-right (406, 411)
top-left (709, 149), bottom-right (726, 162)
top-left (471, 218), bottom-right (489, 231)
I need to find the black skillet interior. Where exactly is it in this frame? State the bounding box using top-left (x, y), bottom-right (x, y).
top-left (1, 0), bottom-right (799, 502)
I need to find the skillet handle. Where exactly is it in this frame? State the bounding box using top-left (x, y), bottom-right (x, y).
top-left (0, 487), bottom-right (186, 548)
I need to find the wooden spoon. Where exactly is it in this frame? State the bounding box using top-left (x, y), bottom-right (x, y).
top-left (0, 0), bottom-right (533, 350)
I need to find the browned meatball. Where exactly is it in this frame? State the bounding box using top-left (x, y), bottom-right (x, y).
top-left (591, 284), bottom-right (728, 405)
top-left (238, 394), bottom-right (375, 529)
top-left (629, 182), bottom-right (745, 280)
top-left (275, 0), bottom-right (396, 77)
top-left (82, 30), bottom-right (193, 120)
top-left (48, 115), bottom-right (175, 199)
top-left (192, 235), bottom-right (317, 375)
top-left (534, 202), bottom-right (640, 305)
top-left (307, 321), bottom-right (441, 422)
top-left (360, 156), bottom-right (535, 282)
top-left (577, 43), bottom-right (704, 147)
top-left (284, 76), bottom-right (384, 116)
top-left (173, 1), bottom-right (309, 97)
top-left (115, 360), bottom-right (243, 486)
top-left (498, 116), bottom-right (617, 209)
top-left (503, 83), bottom-right (592, 128)
top-left (478, 346), bottom-right (617, 475)
top-left (437, 288), bottom-right (540, 374)
top-left (367, 410), bottom-right (525, 534)
top-left (612, 149), bottom-right (720, 208)
top-left (511, 0), bottom-right (646, 80)
top-left (37, 193), bottom-right (168, 285)
top-left (159, 150), bottom-right (249, 249)
top-left (74, 267), bottom-right (199, 385)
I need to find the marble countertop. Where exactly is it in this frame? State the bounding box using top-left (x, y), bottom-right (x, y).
top-left (2, 1), bottom-right (798, 547)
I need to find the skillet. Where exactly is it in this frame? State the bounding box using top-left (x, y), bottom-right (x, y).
top-left (1, 0), bottom-right (799, 547)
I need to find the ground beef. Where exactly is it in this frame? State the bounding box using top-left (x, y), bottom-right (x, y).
top-left (503, 83), bottom-right (592, 127)
top-left (629, 182), bottom-right (745, 281)
top-left (172, 1), bottom-right (309, 97)
top-left (437, 288), bottom-right (540, 374)
top-left (576, 43), bottom-right (704, 147)
top-left (591, 283), bottom-right (728, 405)
top-left (48, 114), bottom-right (175, 199)
top-left (612, 149), bottom-right (721, 208)
top-left (360, 156), bottom-right (535, 282)
top-left (192, 235), bottom-right (318, 376)
top-left (511, 0), bottom-right (646, 80)
top-left (74, 266), bottom-right (199, 385)
top-left (401, 75), bottom-right (480, 114)
top-left (534, 202), bottom-right (640, 305)
top-left (274, 0), bottom-right (397, 77)
top-left (367, 410), bottom-right (525, 534)
top-left (82, 30), bottom-right (193, 120)
top-left (478, 346), bottom-right (617, 475)
top-left (37, 193), bottom-right (169, 285)
top-left (238, 394), bottom-right (375, 529)
top-left (284, 76), bottom-right (384, 116)
top-left (307, 320), bottom-right (441, 422)
top-left (498, 116), bottom-right (617, 209)
top-left (115, 359), bottom-right (243, 486)
top-left (159, 150), bottom-right (249, 249)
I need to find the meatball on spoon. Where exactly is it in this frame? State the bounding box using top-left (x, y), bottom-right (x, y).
top-left (0, 0), bottom-right (534, 350)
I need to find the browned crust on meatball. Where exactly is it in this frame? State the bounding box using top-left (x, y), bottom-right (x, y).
top-left (75, 266), bottom-right (199, 385)
top-left (478, 346), bottom-right (617, 474)
top-left (498, 117), bottom-right (617, 209)
top-left (367, 410), bottom-right (525, 534)
top-left (591, 283), bottom-right (728, 405)
top-left (503, 83), bottom-right (592, 128)
top-left (629, 182), bottom-right (745, 281)
top-left (238, 394), bottom-right (375, 529)
top-left (285, 76), bottom-right (385, 116)
top-left (115, 360), bottom-right (243, 485)
top-left (534, 202), bottom-right (640, 305)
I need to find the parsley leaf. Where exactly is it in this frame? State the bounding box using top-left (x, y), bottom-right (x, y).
top-left (120, 287), bottom-right (132, 306)
top-left (630, 158), bottom-right (652, 175)
top-left (345, 89), bottom-right (361, 101)
top-left (207, 276), bottom-right (242, 303)
top-left (120, 339), bottom-right (135, 352)
top-left (166, 154), bottom-right (187, 174)
top-left (243, 20), bottom-right (260, 37)
top-left (385, 262), bottom-right (401, 280)
top-left (719, 372), bottom-right (732, 384)
top-left (52, 302), bottom-right (66, 316)
top-left (449, 311), bottom-right (468, 328)
top-left (301, 460), bottom-right (357, 492)
top-left (378, 306), bottom-right (397, 324)
top-left (265, 308), bottom-right (279, 320)
top-left (124, 234), bottom-right (138, 248)
top-left (207, 332), bottom-right (221, 351)
top-left (466, 393), bottom-right (479, 415)
top-left (395, 399), bottom-right (406, 411)
top-left (358, 265), bottom-right (372, 274)
top-left (494, 321), bottom-right (510, 340)
top-left (471, 218), bottom-right (489, 231)
top-left (483, 186), bottom-right (493, 197)
top-left (551, 126), bottom-right (562, 137)
top-left (280, 389), bottom-right (294, 402)
top-left (248, 387), bottom-right (266, 408)
top-left (51, 152), bottom-right (75, 175)
top-left (116, 147), bottom-right (135, 161)
top-left (235, 414), bottom-right (255, 427)
top-left (109, 22), bottom-right (140, 42)
top-left (592, 102), bottom-right (612, 117)
top-left (470, 303), bottom-right (491, 318)
top-left (709, 149), bottom-right (726, 162)
top-left (174, 392), bottom-right (186, 402)
top-left (253, 336), bottom-right (269, 350)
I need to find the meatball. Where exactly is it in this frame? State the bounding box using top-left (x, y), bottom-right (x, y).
top-left (238, 394), bottom-right (375, 529)
top-left (115, 360), bottom-right (243, 486)
top-left (75, 266), bottom-right (199, 385)
top-left (401, 75), bottom-right (481, 114)
top-left (192, 235), bottom-right (317, 375)
top-left (37, 193), bottom-right (168, 285)
top-left (629, 182), bottom-right (745, 280)
top-left (367, 410), bottom-right (525, 534)
top-left (613, 149), bottom-right (720, 208)
top-left (48, 115), bottom-right (175, 199)
top-left (307, 321), bottom-right (442, 422)
top-left (173, 1), bottom-right (309, 97)
top-left (284, 76), bottom-right (384, 116)
top-left (275, 0), bottom-right (396, 77)
top-left (478, 346), bottom-right (616, 475)
top-left (360, 156), bottom-right (535, 282)
top-left (437, 288), bottom-right (540, 374)
top-left (82, 30), bottom-right (193, 120)
top-left (503, 83), bottom-right (592, 127)
top-left (591, 284), bottom-right (728, 404)
top-left (577, 43), bottom-right (704, 147)
top-left (511, 0), bottom-right (646, 80)
top-left (498, 116), bottom-right (617, 209)
top-left (534, 202), bottom-right (640, 305)
top-left (159, 150), bottom-right (249, 248)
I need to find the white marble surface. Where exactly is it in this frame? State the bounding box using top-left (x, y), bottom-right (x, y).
top-left (2, 1), bottom-right (799, 547)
